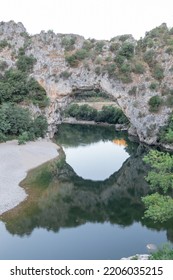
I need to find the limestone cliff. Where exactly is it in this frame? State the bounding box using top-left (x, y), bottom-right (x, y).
top-left (1, 20), bottom-right (173, 145)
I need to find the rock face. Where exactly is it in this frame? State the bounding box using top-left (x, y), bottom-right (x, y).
top-left (1, 21), bottom-right (173, 144)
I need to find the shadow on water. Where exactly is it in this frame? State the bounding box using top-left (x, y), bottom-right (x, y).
top-left (1, 123), bottom-right (173, 244)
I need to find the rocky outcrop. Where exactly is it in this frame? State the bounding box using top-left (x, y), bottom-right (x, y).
top-left (1, 21), bottom-right (173, 145)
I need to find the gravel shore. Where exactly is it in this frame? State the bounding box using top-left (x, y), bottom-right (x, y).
top-left (0, 139), bottom-right (59, 215)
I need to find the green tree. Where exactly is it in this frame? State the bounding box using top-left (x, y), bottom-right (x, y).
top-left (0, 103), bottom-right (11, 134)
top-left (32, 115), bottom-right (48, 138)
top-left (142, 150), bottom-right (173, 222)
top-left (118, 42), bottom-right (134, 59)
top-left (142, 193), bottom-right (173, 223)
top-left (18, 131), bottom-right (30, 145)
top-left (148, 95), bottom-right (162, 112)
top-left (16, 54), bottom-right (36, 72)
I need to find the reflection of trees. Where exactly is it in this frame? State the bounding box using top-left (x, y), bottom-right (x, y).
top-left (1, 124), bottom-right (173, 241)
top-left (2, 142), bottom-right (170, 238)
top-left (55, 123), bottom-right (138, 154)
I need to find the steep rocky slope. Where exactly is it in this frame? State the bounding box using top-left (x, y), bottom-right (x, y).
top-left (1, 20), bottom-right (173, 145)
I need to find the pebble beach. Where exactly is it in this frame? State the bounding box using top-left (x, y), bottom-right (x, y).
top-left (0, 139), bottom-right (59, 215)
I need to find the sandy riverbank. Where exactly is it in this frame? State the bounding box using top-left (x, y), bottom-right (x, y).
top-left (0, 139), bottom-right (59, 215)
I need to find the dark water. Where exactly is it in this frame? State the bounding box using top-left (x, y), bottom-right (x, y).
top-left (0, 124), bottom-right (172, 260)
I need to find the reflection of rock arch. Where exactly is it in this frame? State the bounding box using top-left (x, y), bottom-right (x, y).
top-left (1, 144), bottom-right (152, 236)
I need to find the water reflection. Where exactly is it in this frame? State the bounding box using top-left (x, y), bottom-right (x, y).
top-left (1, 124), bottom-right (173, 259)
top-left (63, 141), bottom-right (129, 180)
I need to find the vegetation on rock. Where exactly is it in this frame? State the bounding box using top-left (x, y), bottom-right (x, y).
top-left (0, 44), bottom-right (48, 142)
top-left (159, 114), bottom-right (173, 143)
top-left (148, 95), bottom-right (163, 112)
top-left (149, 244), bottom-right (173, 260)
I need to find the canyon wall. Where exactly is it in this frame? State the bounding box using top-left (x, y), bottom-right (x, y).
top-left (1, 21), bottom-right (173, 144)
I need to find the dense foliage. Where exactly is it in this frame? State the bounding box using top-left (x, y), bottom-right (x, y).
top-left (16, 47), bottom-right (37, 72)
top-left (149, 244), bottom-right (173, 260)
top-left (0, 103), bottom-right (48, 143)
top-left (0, 46), bottom-right (48, 108)
top-left (0, 68), bottom-right (48, 107)
top-left (148, 95), bottom-right (162, 112)
top-left (64, 104), bottom-right (129, 124)
top-left (0, 46), bottom-right (49, 142)
top-left (159, 114), bottom-right (173, 143)
top-left (142, 150), bottom-right (173, 223)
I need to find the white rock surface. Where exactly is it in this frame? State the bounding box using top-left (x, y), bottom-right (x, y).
top-left (0, 139), bottom-right (59, 215)
top-left (121, 254), bottom-right (150, 260)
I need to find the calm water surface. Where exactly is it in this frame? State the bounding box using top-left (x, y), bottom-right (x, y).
top-left (0, 124), bottom-right (172, 259)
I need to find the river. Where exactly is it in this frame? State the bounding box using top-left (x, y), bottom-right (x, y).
top-left (0, 123), bottom-right (172, 259)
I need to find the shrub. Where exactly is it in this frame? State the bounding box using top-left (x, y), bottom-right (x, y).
top-left (75, 49), bottom-right (88, 60)
top-left (164, 128), bottom-right (173, 142)
top-left (169, 27), bottom-right (173, 35)
top-left (103, 63), bottom-right (116, 77)
top-left (6, 105), bottom-right (32, 135)
top-left (18, 131), bottom-right (30, 145)
top-left (95, 105), bottom-right (128, 124)
top-left (65, 104), bottom-right (80, 117)
top-left (0, 103), bottom-right (48, 142)
top-left (0, 131), bottom-right (7, 142)
top-left (0, 61), bottom-right (8, 71)
top-left (27, 77), bottom-right (48, 107)
top-left (152, 64), bottom-right (164, 80)
top-left (109, 42), bottom-right (120, 53)
top-left (0, 69), bottom-right (28, 103)
top-left (66, 49), bottom-right (90, 67)
top-left (128, 86), bottom-right (137, 95)
top-left (119, 35), bottom-right (131, 42)
top-left (149, 244), bottom-right (173, 260)
top-left (65, 104), bottom-right (97, 121)
top-left (117, 73), bottom-right (132, 84)
top-left (105, 56), bottom-right (112, 62)
top-left (65, 104), bottom-right (128, 124)
top-left (65, 54), bottom-right (79, 67)
top-left (120, 63), bottom-right (131, 73)
top-left (142, 193), bottom-right (173, 223)
top-left (142, 150), bottom-right (173, 223)
top-left (60, 71), bottom-right (71, 79)
top-left (95, 41), bottom-right (105, 53)
top-left (159, 114), bottom-right (173, 143)
top-left (143, 50), bottom-right (156, 67)
top-left (165, 47), bottom-right (173, 54)
top-left (32, 115), bottom-right (48, 138)
top-left (144, 38), bottom-right (154, 48)
top-left (149, 82), bottom-right (158, 90)
top-left (165, 95), bottom-right (173, 107)
top-left (148, 95), bottom-right (162, 112)
top-left (16, 54), bottom-right (36, 72)
top-left (61, 36), bottom-right (76, 51)
top-left (82, 40), bottom-right (94, 50)
top-left (118, 42), bottom-right (134, 59)
top-left (0, 40), bottom-right (9, 50)
top-left (95, 66), bottom-right (101, 75)
top-left (167, 39), bottom-right (173, 46)
top-left (132, 63), bottom-right (145, 74)
top-left (95, 56), bottom-right (102, 64)
top-left (114, 54), bottom-right (125, 66)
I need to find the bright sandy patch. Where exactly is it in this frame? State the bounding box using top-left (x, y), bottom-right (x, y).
top-left (0, 139), bottom-right (59, 215)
